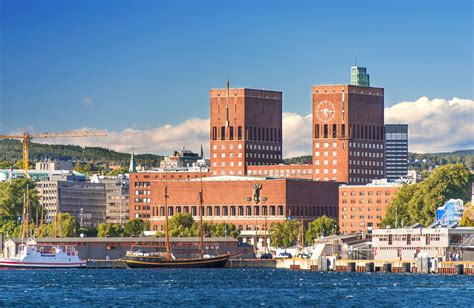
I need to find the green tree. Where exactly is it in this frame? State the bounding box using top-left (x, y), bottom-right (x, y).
top-left (269, 220), bottom-right (301, 248)
top-left (305, 216), bottom-right (338, 244)
top-left (381, 184), bottom-right (418, 228)
top-left (35, 213), bottom-right (79, 237)
top-left (106, 167), bottom-right (128, 176)
top-left (0, 219), bottom-right (20, 237)
top-left (461, 202), bottom-right (474, 227)
top-left (168, 213), bottom-right (199, 237)
top-left (382, 164), bottom-right (472, 227)
top-left (0, 178), bottom-right (39, 221)
top-left (97, 223), bottom-right (123, 237)
top-left (123, 219), bottom-right (148, 236)
top-left (211, 222), bottom-right (240, 238)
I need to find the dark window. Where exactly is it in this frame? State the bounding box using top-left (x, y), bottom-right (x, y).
top-left (160, 207), bottom-right (165, 216)
top-left (191, 206), bottom-right (197, 216)
top-left (221, 126), bottom-right (225, 140)
top-left (258, 127), bottom-right (261, 141)
top-left (270, 206), bottom-right (276, 216)
top-left (277, 206), bottom-right (283, 216)
top-left (279, 128), bottom-right (282, 142)
top-left (262, 206), bottom-right (267, 216)
top-left (238, 206), bottom-right (244, 216)
top-left (246, 206), bottom-right (251, 216)
top-left (212, 127), bottom-right (217, 140)
top-left (215, 206), bottom-right (220, 216)
top-left (341, 124), bottom-right (346, 138)
top-left (315, 125), bottom-right (320, 138)
top-left (324, 124), bottom-right (329, 138)
top-left (253, 127), bottom-right (257, 141)
top-left (254, 206), bottom-right (260, 216)
top-left (207, 206), bottom-right (212, 216)
top-left (238, 126), bottom-right (242, 140)
top-left (230, 206), bottom-right (236, 216)
top-left (222, 206), bottom-right (228, 216)
top-left (332, 124), bottom-right (337, 138)
top-left (169, 207), bottom-right (173, 216)
top-left (184, 206), bottom-right (189, 213)
top-left (176, 206), bottom-right (181, 213)
top-left (229, 126), bottom-right (234, 140)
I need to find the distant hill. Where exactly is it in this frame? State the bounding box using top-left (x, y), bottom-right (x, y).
top-left (283, 149), bottom-right (474, 170)
top-left (0, 139), bottom-right (163, 168)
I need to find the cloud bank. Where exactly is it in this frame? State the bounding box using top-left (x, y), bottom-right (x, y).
top-left (34, 97), bottom-right (473, 157)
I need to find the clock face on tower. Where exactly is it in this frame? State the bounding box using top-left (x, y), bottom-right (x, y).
top-left (316, 100), bottom-right (336, 122)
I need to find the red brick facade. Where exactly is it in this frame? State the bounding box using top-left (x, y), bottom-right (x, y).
top-left (209, 88), bottom-right (282, 176)
top-left (339, 183), bottom-right (400, 235)
top-left (312, 85), bottom-right (385, 184)
top-left (129, 175), bottom-right (339, 234)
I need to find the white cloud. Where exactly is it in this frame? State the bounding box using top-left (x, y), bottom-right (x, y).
top-left (385, 97), bottom-right (474, 153)
top-left (33, 97), bottom-right (473, 157)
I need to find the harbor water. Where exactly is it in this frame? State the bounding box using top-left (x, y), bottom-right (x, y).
top-left (0, 268), bottom-right (473, 306)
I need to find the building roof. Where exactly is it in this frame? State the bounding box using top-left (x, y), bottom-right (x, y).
top-left (10, 237), bottom-right (238, 244)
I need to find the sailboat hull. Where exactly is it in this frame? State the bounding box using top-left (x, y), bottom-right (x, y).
top-left (125, 254), bottom-right (229, 269)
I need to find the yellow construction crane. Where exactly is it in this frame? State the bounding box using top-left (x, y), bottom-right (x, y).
top-left (0, 130), bottom-right (107, 239)
top-left (0, 131), bottom-right (107, 174)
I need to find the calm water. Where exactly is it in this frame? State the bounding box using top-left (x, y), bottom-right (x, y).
top-left (0, 269), bottom-right (473, 307)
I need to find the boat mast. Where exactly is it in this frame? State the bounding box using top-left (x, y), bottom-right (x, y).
top-left (263, 214), bottom-right (268, 254)
top-left (164, 166), bottom-right (171, 260)
top-left (199, 165), bottom-right (205, 259)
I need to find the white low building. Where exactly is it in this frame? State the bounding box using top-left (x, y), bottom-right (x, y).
top-left (372, 225), bottom-right (474, 261)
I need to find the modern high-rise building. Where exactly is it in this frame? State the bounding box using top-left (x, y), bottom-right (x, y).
top-left (209, 81), bottom-right (282, 176)
top-left (385, 124), bottom-right (408, 180)
top-left (91, 175), bottom-right (130, 225)
top-left (351, 66), bottom-right (370, 87)
top-left (312, 84), bottom-right (385, 184)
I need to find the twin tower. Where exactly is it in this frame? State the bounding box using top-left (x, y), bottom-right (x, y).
top-left (209, 70), bottom-right (385, 185)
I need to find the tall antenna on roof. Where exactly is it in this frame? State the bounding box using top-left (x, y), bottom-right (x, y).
top-left (225, 79), bottom-right (230, 128)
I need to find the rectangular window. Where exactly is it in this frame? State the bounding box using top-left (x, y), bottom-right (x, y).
top-left (324, 124), bottom-right (329, 138)
top-left (231, 206), bottom-right (236, 216)
top-left (238, 206), bottom-right (244, 216)
top-left (221, 126), bottom-right (225, 140)
top-left (212, 127), bottom-right (217, 140)
top-left (262, 206), bottom-right (268, 216)
top-left (246, 206), bottom-right (251, 216)
top-left (332, 124), bottom-right (337, 138)
top-left (229, 126), bottom-right (234, 140)
top-left (258, 127), bottom-right (261, 141)
top-left (238, 126), bottom-right (242, 140)
top-left (270, 206), bottom-right (276, 216)
top-left (341, 124), bottom-right (345, 138)
top-left (223, 206), bottom-right (228, 216)
top-left (315, 125), bottom-right (320, 138)
top-left (191, 206), bottom-right (197, 216)
top-left (277, 206), bottom-right (283, 216)
top-left (207, 206), bottom-right (212, 216)
top-left (254, 206), bottom-right (260, 216)
top-left (215, 206), bottom-right (220, 216)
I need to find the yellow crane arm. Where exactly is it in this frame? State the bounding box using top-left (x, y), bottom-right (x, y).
top-left (30, 131), bottom-right (107, 138)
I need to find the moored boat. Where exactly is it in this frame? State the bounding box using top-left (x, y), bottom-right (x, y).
top-left (0, 238), bottom-right (86, 268)
top-left (125, 164), bottom-right (229, 269)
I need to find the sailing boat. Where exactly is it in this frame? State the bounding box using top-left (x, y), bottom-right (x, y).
top-left (0, 185), bottom-right (85, 268)
top-left (125, 165), bottom-right (230, 268)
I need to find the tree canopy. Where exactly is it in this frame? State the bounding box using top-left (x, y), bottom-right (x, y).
top-left (269, 220), bottom-right (301, 248)
top-left (0, 178), bottom-right (39, 221)
top-left (123, 219), bottom-right (149, 237)
top-left (382, 164), bottom-right (473, 227)
top-left (305, 215), bottom-right (338, 244)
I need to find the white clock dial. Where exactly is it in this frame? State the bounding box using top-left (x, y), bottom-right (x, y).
top-left (316, 100), bottom-right (336, 122)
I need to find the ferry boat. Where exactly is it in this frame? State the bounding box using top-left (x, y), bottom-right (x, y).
top-left (0, 239), bottom-right (86, 268)
top-left (125, 165), bottom-right (230, 269)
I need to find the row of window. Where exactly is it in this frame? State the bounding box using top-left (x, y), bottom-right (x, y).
top-left (342, 191), bottom-right (392, 196)
top-left (349, 160), bottom-right (383, 167)
top-left (349, 151), bottom-right (384, 158)
top-left (315, 124), bottom-right (384, 141)
top-left (349, 142), bottom-right (384, 150)
top-left (211, 126), bottom-right (282, 142)
top-left (151, 205), bottom-right (285, 217)
top-left (341, 215), bottom-right (382, 220)
top-left (349, 169), bottom-right (383, 176)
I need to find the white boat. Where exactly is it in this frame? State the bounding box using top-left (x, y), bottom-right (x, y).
top-left (0, 238), bottom-right (86, 268)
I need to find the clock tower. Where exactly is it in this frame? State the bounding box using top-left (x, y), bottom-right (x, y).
top-left (312, 84), bottom-right (385, 184)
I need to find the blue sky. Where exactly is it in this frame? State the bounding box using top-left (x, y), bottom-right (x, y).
top-left (0, 0), bottom-right (472, 153)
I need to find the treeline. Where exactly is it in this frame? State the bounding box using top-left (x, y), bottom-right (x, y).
top-left (283, 150), bottom-right (474, 171)
top-left (381, 164), bottom-right (473, 227)
top-left (408, 150), bottom-right (474, 170)
top-left (0, 139), bottom-right (162, 169)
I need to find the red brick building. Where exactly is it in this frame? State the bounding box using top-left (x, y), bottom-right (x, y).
top-left (312, 85), bottom-right (385, 184)
top-left (130, 174), bottom-right (339, 245)
top-left (338, 180), bottom-right (400, 235)
top-left (210, 85), bottom-right (282, 176)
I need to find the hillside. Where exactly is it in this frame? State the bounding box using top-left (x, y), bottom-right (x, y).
top-left (283, 150), bottom-right (474, 170)
top-left (0, 139), bottom-right (163, 168)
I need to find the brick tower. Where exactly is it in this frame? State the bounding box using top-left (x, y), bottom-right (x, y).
top-left (312, 84), bottom-right (385, 183)
top-left (210, 81), bottom-right (282, 176)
